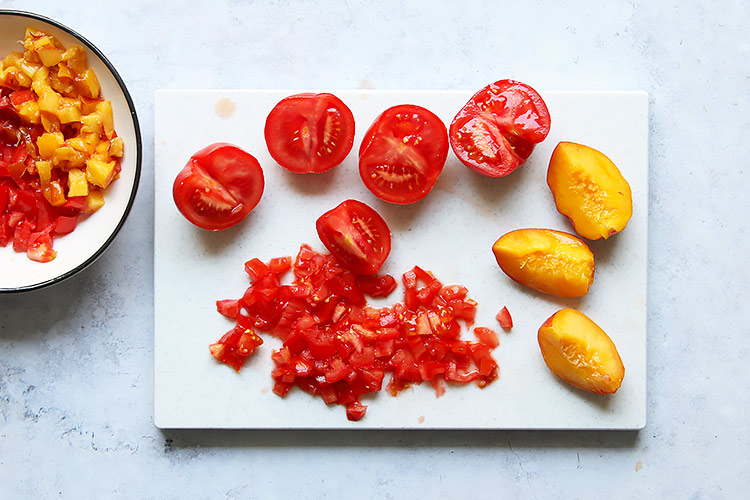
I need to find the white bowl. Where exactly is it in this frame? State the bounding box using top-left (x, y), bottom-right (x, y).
top-left (0, 10), bottom-right (142, 292)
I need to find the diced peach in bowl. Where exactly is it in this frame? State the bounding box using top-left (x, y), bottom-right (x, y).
top-left (0, 10), bottom-right (141, 292)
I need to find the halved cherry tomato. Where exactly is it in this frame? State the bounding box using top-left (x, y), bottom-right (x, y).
top-left (172, 143), bottom-right (264, 230)
top-left (316, 199), bottom-right (391, 275)
top-left (450, 79), bottom-right (551, 177)
top-left (264, 93), bottom-right (355, 174)
top-left (359, 104), bottom-right (448, 204)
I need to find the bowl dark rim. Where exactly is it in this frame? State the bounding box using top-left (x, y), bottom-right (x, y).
top-left (0, 10), bottom-right (142, 294)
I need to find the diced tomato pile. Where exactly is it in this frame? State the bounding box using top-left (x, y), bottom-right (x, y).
top-left (1, 88), bottom-right (86, 262)
top-left (2, 28), bottom-right (124, 263)
top-left (210, 245), bottom-right (500, 421)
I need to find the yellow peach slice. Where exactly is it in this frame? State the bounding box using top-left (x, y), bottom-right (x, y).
top-left (538, 308), bottom-right (624, 394)
top-left (547, 141), bottom-right (632, 240)
top-left (492, 228), bottom-right (595, 298)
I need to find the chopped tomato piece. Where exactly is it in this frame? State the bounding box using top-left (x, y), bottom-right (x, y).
top-left (209, 326), bottom-right (264, 372)
top-left (12, 220), bottom-right (31, 252)
top-left (496, 306), bottom-right (513, 330)
top-left (27, 228), bottom-right (57, 263)
top-left (356, 274), bottom-right (397, 298)
top-left (474, 326), bottom-right (499, 349)
top-left (216, 299), bottom-right (240, 319)
top-left (245, 257), bottom-right (271, 281)
top-left (268, 256), bottom-right (292, 275)
top-left (53, 215), bottom-right (78, 235)
top-left (346, 401), bottom-right (368, 421)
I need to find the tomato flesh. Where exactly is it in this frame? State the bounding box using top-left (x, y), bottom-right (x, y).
top-left (359, 104), bottom-right (448, 204)
top-left (496, 306), bottom-right (513, 330)
top-left (209, 245), bottom-right (499, 421)
top-left (316, 199), bottom-right (391, 276)
top-left (1, 93), bottom-right (79, 263)
top-left (265, 93), bottom-right (355, 174)
top-left (172, 143), bottom-right (264, 230)
top-left (450, 80), bottom-right (551, 177)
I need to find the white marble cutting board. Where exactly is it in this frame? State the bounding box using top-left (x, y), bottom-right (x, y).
top-left (154, 89), bottom-right (648, 429)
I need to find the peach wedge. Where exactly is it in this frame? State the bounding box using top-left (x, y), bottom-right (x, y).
top-left (492, 228), bottom-right (595, 298)
top-left (547, 141), bottom-right (632, 240)
top-left (538, 308), bottom-right (624, 395)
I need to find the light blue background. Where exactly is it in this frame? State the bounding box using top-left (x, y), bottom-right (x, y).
top-left (1, 1), bottom-right (747, 498)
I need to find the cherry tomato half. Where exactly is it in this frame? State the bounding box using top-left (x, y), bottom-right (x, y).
top-left (264, 93), bottom-right (355, 174)
top-left (173, 143), bottom-right (264, 230)
top-left (449, 79), bottom-right (551, 177)
top-left (316, 199), bottom-right (391, 275)
top-left (358, 104), bottom-right (448, 204)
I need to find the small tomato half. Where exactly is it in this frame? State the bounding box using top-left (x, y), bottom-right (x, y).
top-left (264, 93), bottom-right (355, 174)
top-left (358, 104), bottom-right (448, 204)
top-left (172, 143), bottom-right (264, 231)
top-left (316, 199), bottom-right (391, 275)
top-left (450, 79), bottom-right (551, 177)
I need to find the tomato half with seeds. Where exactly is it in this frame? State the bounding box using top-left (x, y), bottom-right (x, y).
top-left (265, 93), bottom-right (355, 174)
top-left (359, 104), bottom-right (448, 204)
top-left (316, 199), bottom-right (391, 275)
top-left (450, 79), bottom-right (551, 177)
top-left (172, 143), bottom-right (264, 230)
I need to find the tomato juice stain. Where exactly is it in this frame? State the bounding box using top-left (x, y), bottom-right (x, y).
top-left (215, 97), bottom-right (236, 119)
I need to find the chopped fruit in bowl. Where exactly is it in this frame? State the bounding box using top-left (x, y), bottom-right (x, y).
top-left (0, 12), bottom-right (141, 292)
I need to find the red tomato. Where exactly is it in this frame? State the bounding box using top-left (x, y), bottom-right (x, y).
top-left (450, 80), bottom-right (551, 177)
top-left (27, 228), bottom-right (57, 263)
top-left (346, 402), bottom-right (368, 421)
top-left (359, 104), bottom-right (448, 204)
top-left (264, 93), bottom-right (355, 174)
top-left (172, 143), bottom-right (264, 230)
top-left (9, 90), bottom-right (35, 107)
top-left (496, 306), bottom-right (513, 330)
top-left (356, 274), bottom-right (397, 298)
top-left (316, 199), bottom-right (391, 275)
top-left (209, 326), bottom-right (264, 372)
top-left (53, 216), bottom-right (78, 235)
top-left (474, 326), bottom-right (499, 349)
top-left (210, 246), bottom-right (500, 420)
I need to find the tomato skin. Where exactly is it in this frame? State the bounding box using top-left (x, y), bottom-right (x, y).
top-left (265, 93), bottom-right (355, 174)
top-left (356, 274), bottom-right (397, 298)
top-left (316, 199), bottom-right (392, 275)
top-left (53, 216), bottom-right (78, 235)
top-left (172, 143), bottom-right (264, 231)
top-left (450, 80), bottom-right (551, 177)
top-left (359, 104), bottom-right (448, 204)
